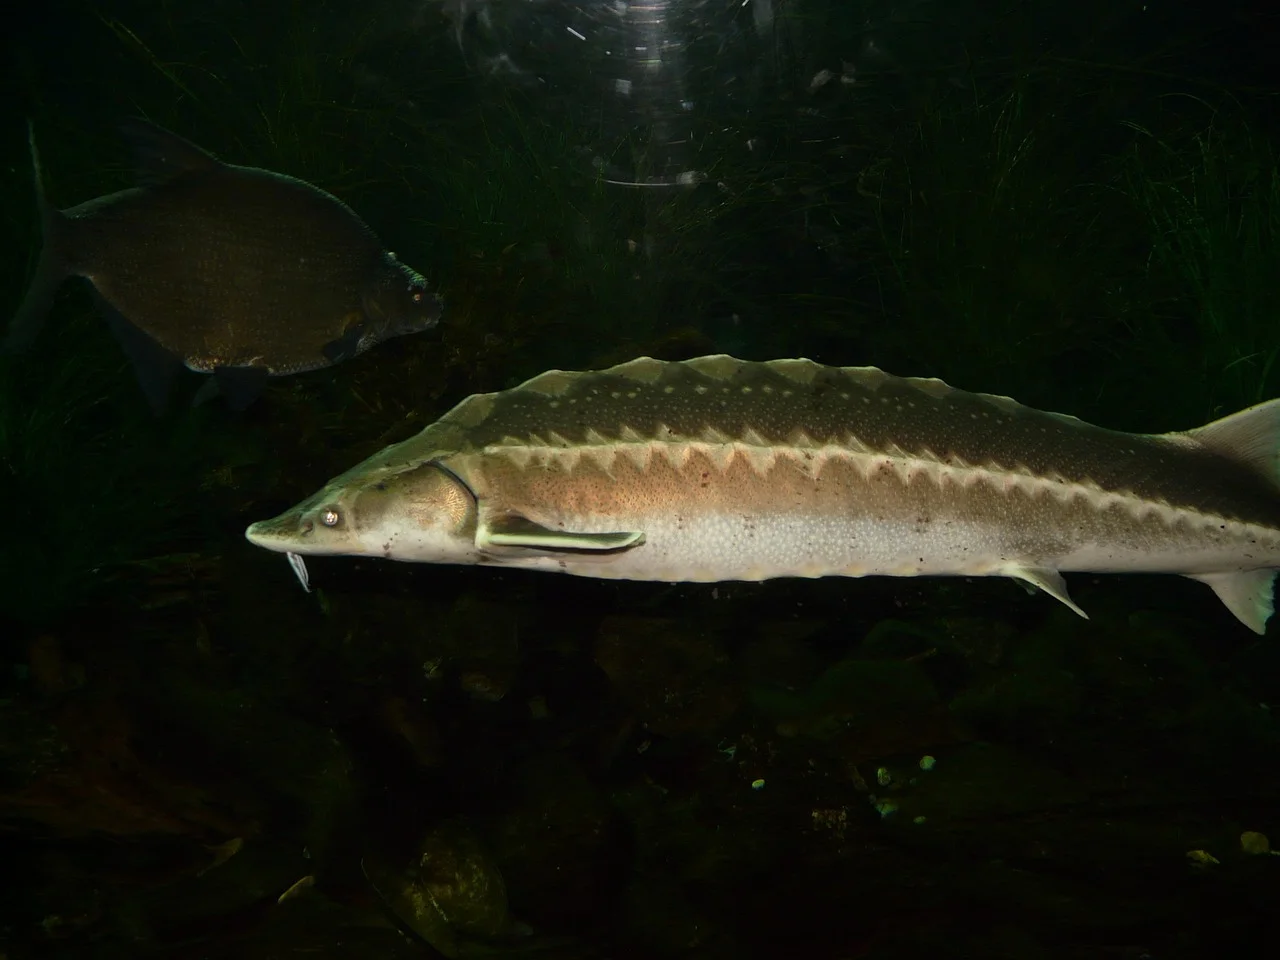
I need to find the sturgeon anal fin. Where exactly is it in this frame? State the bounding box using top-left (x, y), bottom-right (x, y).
top-left (477, 513), bottom-right (645, 553)
top-left (1005, 566), bottom-right (1089, 619)
top-left (92, 288), bottom-right (181, 416)
top-left (1186, 570), bottom-right (1277, 635)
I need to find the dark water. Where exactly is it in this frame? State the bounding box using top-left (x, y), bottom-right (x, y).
top-left (3, 2), bottom-right (1280, 957)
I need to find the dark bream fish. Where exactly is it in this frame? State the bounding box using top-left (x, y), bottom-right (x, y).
top-left (4, 120), bottom-right (443, 412)
top-left (246, 355), bottom-right (1280, 633)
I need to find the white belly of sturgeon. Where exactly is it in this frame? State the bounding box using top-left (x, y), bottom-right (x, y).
top-left (496, 507), bottom-right (1273, 583)
top-left (504, 510), bottom-right (1008, 581)
top-left (472, 447), bottom-right (1280, 584)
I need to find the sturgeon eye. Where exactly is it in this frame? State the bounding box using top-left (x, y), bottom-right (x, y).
top-left (321, 508), bottom-right (340, 527)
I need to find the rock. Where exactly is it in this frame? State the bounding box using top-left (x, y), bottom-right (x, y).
top-left (364, 818), bottom-right (526, 958)
top-left (594, 617), bottom-right (740, 738)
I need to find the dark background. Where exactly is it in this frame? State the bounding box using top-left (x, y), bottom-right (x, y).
top-left (2, 2), bottom-right (1280, 957)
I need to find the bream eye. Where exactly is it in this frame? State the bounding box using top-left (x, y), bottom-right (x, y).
top-left (321, 508), bottom-right (340, 527)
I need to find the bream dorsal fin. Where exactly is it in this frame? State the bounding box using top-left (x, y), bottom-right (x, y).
top-left (118, 118), bottom-right (224, 187)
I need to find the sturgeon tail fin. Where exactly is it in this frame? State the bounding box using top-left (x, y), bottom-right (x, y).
top-left (1178, 398), bottom-right (1280, 634)
top-left (1184, 398), bottom-right (1280, 486)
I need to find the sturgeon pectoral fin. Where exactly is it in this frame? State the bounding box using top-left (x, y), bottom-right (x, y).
top-left (1186, 570), bottom-right (1277, 635)
top-left (1005, 566), bottom-right (1089, 619)
top-left (477, 513), bottom-right (645, 553)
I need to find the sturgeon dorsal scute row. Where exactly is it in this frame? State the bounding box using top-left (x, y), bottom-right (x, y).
top-left (396, 355), bottom-right (1277, 528)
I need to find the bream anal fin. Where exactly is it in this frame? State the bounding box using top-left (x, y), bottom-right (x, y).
top-left (213, 366), bottom-right (270, 411)
top-left (92, 288), bottom-right (181, 415)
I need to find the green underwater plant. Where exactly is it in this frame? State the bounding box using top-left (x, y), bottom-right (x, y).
top-left (94, 5), bottom-right (440, 195)
top-left (1122, 102), bottom-right (1280, 419)
top-left (0, 310), bottom-right (209, 625)
top-left (861, 74), bottom-right (1139, 411)
top-left (91, 2), bottom-right (744, 392)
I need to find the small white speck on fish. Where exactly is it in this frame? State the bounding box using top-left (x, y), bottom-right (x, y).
top-left (286, 552), bottom-right (311, 592)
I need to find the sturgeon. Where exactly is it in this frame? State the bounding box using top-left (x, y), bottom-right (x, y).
top-left (245, 355), bottom-right (1280, 633)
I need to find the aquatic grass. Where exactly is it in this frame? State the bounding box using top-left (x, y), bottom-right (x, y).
top-left (1121, 105), bottom-right (1280, 418)
top-left (396, 91), bottom-right (643, 380)
top-left (95, 3), bottom-right (434, 192)
top-left (0, 126), bottom-right (216, 625)
top-left (94, 6), bottom-right (666, 362)
top-left (0, 310), bottom-right (211, 625)
top-left (413, 86), bottom-right (769, 374)
top-left (862, 75), bottom-right (1140, 410)
top-left (91, 2), bottom-right (781, 388)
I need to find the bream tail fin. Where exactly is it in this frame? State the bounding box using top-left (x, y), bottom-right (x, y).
top-left (3, 121), bottom-right (68, 353)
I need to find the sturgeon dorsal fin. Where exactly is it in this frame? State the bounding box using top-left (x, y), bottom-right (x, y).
top-left (477, 513), bottom-right (645, 553)
top-left (1182, 398), bottom-right (1280, 489)
top-left (1186, 570), bottom-right (1277, 635)
top-left (118, 118), bottom-right (224, 187)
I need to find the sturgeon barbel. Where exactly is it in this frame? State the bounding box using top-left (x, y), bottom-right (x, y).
top-left (246, 355), bottom-right (1280, 633)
